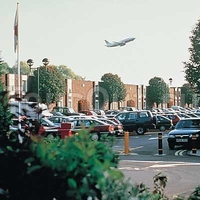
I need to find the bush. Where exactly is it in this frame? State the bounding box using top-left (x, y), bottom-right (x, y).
top-left (0, 119), bottom-right (199, 199)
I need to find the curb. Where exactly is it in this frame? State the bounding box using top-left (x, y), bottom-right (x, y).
top-left (187, 150), bottom-right (200, 157)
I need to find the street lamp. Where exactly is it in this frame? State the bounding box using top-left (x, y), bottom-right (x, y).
top-left (27, 59), bottom-right (39, 103)
top-left (42, 58), bottom-right (49, 70)
top-left (27, 59), bottom-right (34, 75)
top-left (169, 78), bottom-right (173, 86)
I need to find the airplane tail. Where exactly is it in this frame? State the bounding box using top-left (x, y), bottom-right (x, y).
top-left (105, 40), bottom-right (109, 44)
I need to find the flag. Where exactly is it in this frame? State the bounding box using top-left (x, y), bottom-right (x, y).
top-left (14, 3), bottom-right (19, 53)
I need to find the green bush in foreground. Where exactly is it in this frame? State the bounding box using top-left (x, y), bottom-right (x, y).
top-left (0, 128), bottom-right (199, 199)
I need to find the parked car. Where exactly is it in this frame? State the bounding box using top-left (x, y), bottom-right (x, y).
top-left (105, 110), bottom-right (120, 118)
top-left (68, 118), bottom-right (115, 140)
top-left (176, 112), bottom-right (191, 119)
top-left (79, 110), bottom-right (97, 116)
top-left (162, 113), bottom-right (181, 126)
top-left (10, 117), bottom-right (60, 137)
top-left (185, 112), bottom-right (199, 118)
top-left (155, 115), bottom-right (173, 131)
top-left (98, 118), bottom-right (124, 136)
top-left (52, 107), bottom-right (84, 116)
top-left (48, 115), bottom-right (72, 127)
top-left (167, 118), bottom-right (200, 149)
top-left (114, 110), bottom-right (157, 135)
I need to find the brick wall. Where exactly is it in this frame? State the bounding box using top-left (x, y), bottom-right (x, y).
top-left (66, 79), bottom-right (95, 112)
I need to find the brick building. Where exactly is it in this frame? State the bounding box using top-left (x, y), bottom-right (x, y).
top-left (1, 73), bottom-right (186, 110)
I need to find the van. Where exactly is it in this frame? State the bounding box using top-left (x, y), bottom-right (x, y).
top-left (114, 110), bottom-right (157, 135)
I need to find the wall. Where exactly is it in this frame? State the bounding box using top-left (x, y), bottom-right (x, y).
top-left (124, 84), bottom-right (138, 108)
top-left (66, 79), bottom-right (95, 112)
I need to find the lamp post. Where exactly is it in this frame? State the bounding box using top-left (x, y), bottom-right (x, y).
top-left (27, 59), bottom-right (40, 103)
top-left (27, 59), bottom-right (34, 75)
top-left (42, 58), bottom-right (49, 70)
top-left (169, 78), bottom-right (173, 86)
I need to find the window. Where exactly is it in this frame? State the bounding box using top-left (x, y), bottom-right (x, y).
top-left (84, 120), bottom-right (91, 126)
top-left (22, 80), bottom-right (27, 92)
top-left (117, 113), bottom-right (126, 120)
top-left (139, 112), bottom-right (148, 118)
top-left (129, 113), bottom-right (137, 119)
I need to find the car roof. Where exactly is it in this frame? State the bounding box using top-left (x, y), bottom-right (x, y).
top-left (179, 117), bottom-right (200, 121)
top-left (68, 118), bottom-right (108, 124)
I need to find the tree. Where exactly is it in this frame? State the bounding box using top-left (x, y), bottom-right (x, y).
top-left (0, 81), bottom-right (13, 142)
top-left (183, 19), bottom-right (200, 93)
top-left (146, 77), bottom-right (169, 108)
top-left (100, 73), bottom-right (126, 110)
top-left (30, 65), bottom-right (66, 104)
top-left (181, 83), bottom-right (195, 107)
top-left (0, 51), bottom-right (11, 75)
top-left (0, 51), bottom-right (3, 65)
top-left (56, 65), bottom-right (84, 80)
top-left (11, 61), bottom-right (30, 75)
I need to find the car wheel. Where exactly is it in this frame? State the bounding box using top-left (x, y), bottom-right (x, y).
top-left (136, 127), bottom-right (145, 135)
top-left (168, 142), bottom-right (175, 150)
top-left (91, 133), bottom-right (99, 141)
top-left (159, 125), bottom-right (166, 131)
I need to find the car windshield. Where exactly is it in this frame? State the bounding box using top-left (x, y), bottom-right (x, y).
top-left (41, 118), bottom-right (56, 127)
top-left (175, 119), bottom-right (200, 129)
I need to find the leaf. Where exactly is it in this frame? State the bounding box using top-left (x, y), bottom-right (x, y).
top-left (6, 146), bottom-right (13, 151)
top-left (27, 165), bottom-right (42, 174)
top-left (68, 178), bottom-right (77, 189)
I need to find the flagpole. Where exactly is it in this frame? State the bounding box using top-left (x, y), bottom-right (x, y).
top-left (15, 3), bottom-right (20, 99)
top-left (14, 3), bottom-right (23, 136)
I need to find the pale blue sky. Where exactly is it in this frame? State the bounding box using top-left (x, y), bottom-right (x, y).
top-left (1, 0), bottom-right (200, 86)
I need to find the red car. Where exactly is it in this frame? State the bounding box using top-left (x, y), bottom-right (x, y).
top-left (98, 118), bottom-right (124, 136)
top-left (68, 118), bottom-right (115, 140)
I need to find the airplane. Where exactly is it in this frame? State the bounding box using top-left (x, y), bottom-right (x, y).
top-left (105, 37), bottom-right (135, 47)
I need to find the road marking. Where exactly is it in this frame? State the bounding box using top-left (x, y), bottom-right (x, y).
top-left (148, 162), bottom-right (200, 168)
top-left (119, 167), bottom-right (140, 170)
top-left (175, 150), bottom-right (186, 156)
top-left (148, 135), bottom-right (168, 140)
top-left (119, 160), bottom-right (200, 171)
top-left (119, 160), bottom-right (200, 165)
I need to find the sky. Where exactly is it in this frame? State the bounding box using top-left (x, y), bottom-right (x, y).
top-left (1, 0), bottom-right (200, 87)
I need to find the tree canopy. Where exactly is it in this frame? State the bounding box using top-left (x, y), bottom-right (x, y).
top-left (100, 73), bottom-right (126, 109)
top-left (0, 51), bottom-right (11, 75)
top-left (184, 19), bottom-right (200, 93)
top-left (30, 65), bottom-right (66, 104)
top-left (11, 61), bottom-right (31, 75)
top-left (181, 83), bottom-right (195, 106)
top-left (146, 77), bottom-right (169, 108)
top-left (56, 65), bottom-right (84, 80)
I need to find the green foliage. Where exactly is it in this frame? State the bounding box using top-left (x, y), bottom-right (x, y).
top-left (146, 77), bottom-right (169, 108)
top-left (152, 172), bottom-right (168, 200)
top-left (31, 65), bottom-right (66, 103)
top-left (0, 121), bottom-right (200, 199)
top-left (100, 73), bottom-right (127, 109)
top-left (0, 51), bottom-right (11, 75)
top-left (0, 83), bottom-right (12, 137)
top-left (30, 131), bottom-right (121, 199)
top-left (181, 83), bottom-right (195, 106)
top-left (56, 64), bottom-right (84, 80)
top-left (184, 19), bottom-right (200, 93)
top-left (188, 186), bottom-right (200, 200)
top-left (0, 62), bottom-right (11, 75)
top-left (0, 129), bottom-right (152, 199)
top-left (11, 61), bottom-right (31, 75)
